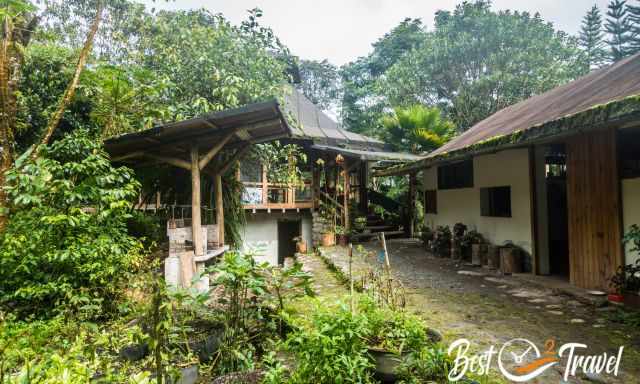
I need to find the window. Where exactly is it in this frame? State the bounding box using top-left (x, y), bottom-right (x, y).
top-left (425, 190), bottom-right (437, 214)
top-left (437, 160), bottom-right (473, 190)
top-left (619, 129), bottom-right (640, 179)
top-left (480, 186), bottom-right (512, 217)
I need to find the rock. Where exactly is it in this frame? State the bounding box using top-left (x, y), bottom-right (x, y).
top-left (546, 304), bottom-right (563, 309)
top-left (484, 277), bottom-right (504, 284)
top-left (176, 365), bottom-right (198, 384)
top-left (529, 298), bottom-right (547, 303)
top-left (497, 285), bottom-right (508, 289)
top-left (190, 330), bottom-right (224, 362)
top-left (547, 310), bottom-right (564, 316)
top-left (580, 372), bottom-right (607, 383)
top-left (570, 318), bottom-right (586, 324)
top-left (426, 328), bottom-right (443, 343)
top-left (593, 324), bottom-right (605, 328)
top-left (119, 343), bottom-right (149, 362)
top-left (458, 270), bottom-right (485, 277)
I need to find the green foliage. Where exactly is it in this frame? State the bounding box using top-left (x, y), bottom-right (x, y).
top-left (605, 0), bottom-right (634, 61)
top-left (0, 130), bottom-right (143, 318)
top-left (126, 210), bottom-right (164, 248)
top-left (379, 1), bottom-right (585, 131)
top-left (298, 59), bottom-right (341, 112)
top-left (624, 224), bottom-right (640, 255)
top-left (380, 105), bottom-right (454, 153)
top-left (396, 346), bottom-right (454, 383)
top-left (579, 5), bottom-right (608, 69)
top-left (284, 300), bottom-right (375, 384)
top-left (360, 299), bottom-right (427, 354)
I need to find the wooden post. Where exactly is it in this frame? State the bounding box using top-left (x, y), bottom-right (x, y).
top-left (409, 172), bottom-right (417, 238)
top-left (190, 146), bottom-right (203, 256)
top-left (359, 163), bottom-right (368, 214)
top-left (215, 172), bottom-right (224, 246)
top-left (261, 163), bottom-right (268, 206)
top-left (349, 243), bottom-right (354, 314)
top-left (344, 161), bottom-right (350, 233)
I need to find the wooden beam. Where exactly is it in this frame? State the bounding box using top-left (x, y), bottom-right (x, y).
top-left (147, 153), bottom-right (191, 171)
top-left (199, 129), bottom-right (238, 170)
top-left (219, 146), bottom-right (251, 175)
top-left (215, 173), bottom-right (225, 246)
top-left (111, 151), bottom-right (143, 162)
top-left (409, 172), bottom-right (417, 238)
top-left (191, 146), bottom-right (204, 256)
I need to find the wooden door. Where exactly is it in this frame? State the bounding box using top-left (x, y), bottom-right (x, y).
top-left (566, 129), bottom-right (623, 289)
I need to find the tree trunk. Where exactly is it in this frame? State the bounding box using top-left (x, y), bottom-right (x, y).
top-left (30, 1), bottom-right (103, 161)
top-left (0, 18), bottom-right (14, 232)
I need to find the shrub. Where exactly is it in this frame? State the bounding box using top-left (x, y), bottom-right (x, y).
top-left (0, 130), bottom-right (144, 318)
top-left (127, 210), bottom-right (164, 248)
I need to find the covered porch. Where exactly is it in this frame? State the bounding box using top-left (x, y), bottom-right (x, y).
top-left (105, 100), bottom-right (292, 289)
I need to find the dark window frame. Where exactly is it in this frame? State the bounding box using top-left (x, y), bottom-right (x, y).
top-left (480, 186), bottom-right (512, 218)
top-left (437, 160), bottom-right (474, 190)
top-left (425, 190), bottom-right (437, 214)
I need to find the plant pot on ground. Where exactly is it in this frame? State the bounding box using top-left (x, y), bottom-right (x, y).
top-left (293, 236), bottom-right (307, 254)
top-left (321, 231), bottom-right (335, 247)
top-left (609, 256), bottom-right (640, 310)
top-left (452, 223), bottom-right (467, 260)
top-left (421, 227), bottom-right (435, 252)
top-left (434, 226), bottom-right (452, 258)
top-left (335, 225), bottom-right (349, 246)
top-left (500, 244), bottom-right (522, 274)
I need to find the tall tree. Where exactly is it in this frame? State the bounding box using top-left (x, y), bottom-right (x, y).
top-left (628, 0), bottom-right (640, 54)
top-left (297, 59), bottom-right (341, 112)
top-left (380, 1), bottom-right (584, 131)
top-left (605, 0), bottom-right (633, 61)
top-left (340, 18), bottom-right (426, 135)
top-left (0, 0), bottom-right (103, 231)
top-left (579, 5), bottom-right (608, 68)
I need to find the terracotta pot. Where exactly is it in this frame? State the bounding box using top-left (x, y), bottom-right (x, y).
top-left (608, 293), bottom-right (624, 303)
top-left (321, 232), bottom-right (335, 247)
top-left (296, 241), bottom-right (307, 254)
top-left (338, 234), bottom-right (349, 247)
top-left (623, 293), bottom-right (640, 309)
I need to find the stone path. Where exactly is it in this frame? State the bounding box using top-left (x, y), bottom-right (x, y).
top-left (312, 241), bottom-right (640, 384)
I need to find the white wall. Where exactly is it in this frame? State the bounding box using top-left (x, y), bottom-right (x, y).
top-left (241, 211), bottom-right (313, 265)
top-left (623, 177), bottom-right (640, 265)
top-left (424, 148), bottom-right (533, 255)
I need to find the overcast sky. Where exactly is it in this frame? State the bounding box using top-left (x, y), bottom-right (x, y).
top-left (142, 0), bottom-right (611, 66)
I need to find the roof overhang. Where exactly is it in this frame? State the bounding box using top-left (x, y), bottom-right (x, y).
top-left (311, 144), bottom-right (424, 163)
top-left (105, 99), bottom-right (291, 161)
top-left (375, 95), bottom-right (640, 176)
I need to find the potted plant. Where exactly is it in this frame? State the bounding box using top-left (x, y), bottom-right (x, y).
top-left (452, 223), bottom-right (467, 260)
top-left (433, 226), bottom-right (452, 258)
top-left (354, 216), bottom-right (368, 233)
top-left (463, 230), bottom-right (486, 265)
top-left (609, 260), bottom-right (640, 308)
top-left (420, 227), bottom-right (435, 252)
top-left (320, 230), bottom-right (335, 247)
top-left (293, 236), bottom-right (307, 254)
top-left (335, 225), bottom-right (349, 246)
top-left (364, 305), bottom-right (438, 382)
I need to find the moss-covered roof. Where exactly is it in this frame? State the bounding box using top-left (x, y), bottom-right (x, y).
top-left (376, 53), bottom-right (640, 176)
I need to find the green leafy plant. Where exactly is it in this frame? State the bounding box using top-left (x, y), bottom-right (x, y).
top-left (0, 130), bottom-right (143, 318)
top-left (284, 300), bottom-right (375, 384)
top-left (264, 261), bottom-right (314, 336)
top-left (396, 345), bottom-right (454, 383)
top-left (361, 301), bottom-right (427, 354)
top-left (433, 226), bottom-right (452, 257)
top-left (609, 260), bottom-right (640, 294)
top-left (354, 216), bottom-right (368, 233)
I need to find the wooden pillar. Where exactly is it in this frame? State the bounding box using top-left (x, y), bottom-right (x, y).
top-left (409, 172), bottom-right (417, 238)
top-left (344, 161), bottom-right (350, 233)
top-left (261, 163), bottom-right (268, 206)
top-left (190, 146), bottom-right (203, 256)
top-left (359, 163), bottom-right (368, 214)
top-left (215, 172), bottom-right (224, 246)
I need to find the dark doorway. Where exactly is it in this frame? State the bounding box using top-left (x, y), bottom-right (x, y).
top-left (546, 145), bottom-right (569, 277)
top-left (277, 220), bottom-right (300, 265)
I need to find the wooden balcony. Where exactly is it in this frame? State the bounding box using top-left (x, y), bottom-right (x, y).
top-left (241, 181), bottom-right (314, 211)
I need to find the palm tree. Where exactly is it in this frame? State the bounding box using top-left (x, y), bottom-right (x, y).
top-left (380, 105), bottom-right (454, 153)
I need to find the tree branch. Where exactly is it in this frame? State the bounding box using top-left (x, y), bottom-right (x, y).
top-left (30, 1), bottom-right (103, 161)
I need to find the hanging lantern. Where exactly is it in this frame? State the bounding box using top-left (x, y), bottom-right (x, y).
top-left (335, 154), bottom-right (345, 165)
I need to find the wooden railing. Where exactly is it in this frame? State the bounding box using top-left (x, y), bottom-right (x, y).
top-left (241, 181), bottom-right (314, 210)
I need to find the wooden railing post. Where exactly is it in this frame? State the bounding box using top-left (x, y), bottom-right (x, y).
top-left (215, 172), bottom-right (224, 246)
top-left (261, 164), bottom-right (268, 205)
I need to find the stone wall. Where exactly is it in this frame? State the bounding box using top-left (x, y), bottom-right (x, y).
top-left (311, 211), bottom-right (332, 247)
